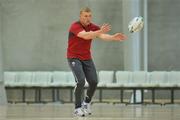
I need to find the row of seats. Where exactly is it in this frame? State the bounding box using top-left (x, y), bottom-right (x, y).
top-left (4, 71), bottom-right (180, 88)
top-left (4, 71), bottom-right (75, 87)
top-left (99, 71), bottom-right (180, 88)
top-left (4, 71), bottom-right (180, 104)
top-left (97, 71), bottom-right (180, 104)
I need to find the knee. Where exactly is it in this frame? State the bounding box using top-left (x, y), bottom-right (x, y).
top-left (76, 79), bottom-right (85, 87)
top-left (89, 80), bottom-right (98, 86)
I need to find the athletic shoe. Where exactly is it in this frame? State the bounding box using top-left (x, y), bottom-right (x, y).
top-left (74, 107), bottom-right (85, 117)
top-left (82, 102), bottom-right (92, 115)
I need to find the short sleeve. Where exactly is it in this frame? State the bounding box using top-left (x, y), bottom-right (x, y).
top-left (91, 24), bottom-right (100, 31)
top-left (69, 23), bottom-right (84, 35)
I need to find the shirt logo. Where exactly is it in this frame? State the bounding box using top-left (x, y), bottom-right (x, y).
top-left (72, 62), bottom-right (75, 67)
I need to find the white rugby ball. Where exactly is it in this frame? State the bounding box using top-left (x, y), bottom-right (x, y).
top-left (128, 16), bottom-right (144, 33)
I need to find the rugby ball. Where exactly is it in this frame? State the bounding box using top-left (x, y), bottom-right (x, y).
top-left (128, 16), bottom-right (144, 33)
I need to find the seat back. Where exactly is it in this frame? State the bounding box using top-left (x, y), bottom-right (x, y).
top-left (98, 71), bottom-right (114, 84)
top-left (16, 72), bottom-right (33, 86)
top-left (149, 71), bottom-right (167, 86)
top-left (32, 72), bottom-right (52, 87)
top-left (167, 71), bottom-right (180, 86)
top-left (115, 71), bottom-right (131, 86)
top-left (66, 71), bottom-right (75, 85)
top-left (132, 71), bottom-right (148, 86)
top-left (4, 72), bottom-right (17, 87)
top-left (52, 71), bottom-right (67, 84)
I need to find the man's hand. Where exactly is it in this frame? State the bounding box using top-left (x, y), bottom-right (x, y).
top-left (99, 23), bottom-right (111, 34)
top-left (112, 33), bottom-right (127, 41)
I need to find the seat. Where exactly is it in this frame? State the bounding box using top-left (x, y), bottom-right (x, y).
top-left (4, 72), bottom-right (33, 103)
top-left (96, 71), bottom-right (114, 102)
top-left (149, 71), bottom-right (167, 87)
top-left (66, 71), bottom-right (76, 102)
top-left (15, 72), bottom-right (33, 102)
top-left (16, 72), bottom-right (33, 87)
top-left (131, 71), bottom-right (149, 104)
top-left (165, 71), bottom-right (180, 104)
top-left (114, 71), bottom-right (132, 104)
top-left (167, 71), bottom-right (180, 87)
top-left (31, 72), bottom-right (52, 103)
top-left (66, 71), bottom-right (76, 87)
top-left (32, 72), bottom-right (52, 87)
top-left (132, 71), bottom-right (149, 87)
top-left (115, 71), bottom-right (132, 87)
top-left (4, 72), bottom-right (17, 87)
top-left (148, 71), bottom-right (168, 104)
top-left (51, 71), bottom-right (68, 87)
top-left (97, 71), bottom-right (114, 87)
top-left (51, 71), bottom-right (75, 102)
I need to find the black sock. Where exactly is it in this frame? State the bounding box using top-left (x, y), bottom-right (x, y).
top-left (85, 96), bottom-right (91, 103)
top-left (75, 104), bottom-right (81, 109)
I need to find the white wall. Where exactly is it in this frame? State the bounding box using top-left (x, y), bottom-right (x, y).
top-left (148, 0), bottom-right (180, 71)
top-left (1, 0), bottom-right (124, 71)
top-left (0, 1), bottom-right (7, 105)
top-left (1, 0), bottom-right (180, 71)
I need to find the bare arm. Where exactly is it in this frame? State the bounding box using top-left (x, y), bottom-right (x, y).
top-left (77, 30), bottom-right (102, 40)
top-left (77, 24), bottom-right (111, 40)
top-left (77, 23), bottom-right (127, 41)
top-left (98, 33), bottom-right (127, 41)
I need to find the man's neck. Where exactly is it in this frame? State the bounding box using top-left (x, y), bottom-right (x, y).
top-left (79, 21), bottom-right (90, 27)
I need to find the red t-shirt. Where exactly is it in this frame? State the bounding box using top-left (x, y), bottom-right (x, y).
top-left (67, 21), bottom-right (100, 60)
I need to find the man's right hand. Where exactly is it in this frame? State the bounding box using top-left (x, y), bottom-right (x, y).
top-left (99, 23), bottom-right (111, 34)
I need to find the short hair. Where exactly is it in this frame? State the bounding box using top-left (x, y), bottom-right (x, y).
top-left (80, 7), bottom-right (91, 14)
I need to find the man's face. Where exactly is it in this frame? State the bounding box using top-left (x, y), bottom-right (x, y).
top-left (80, 11), bottom-right (92, 26)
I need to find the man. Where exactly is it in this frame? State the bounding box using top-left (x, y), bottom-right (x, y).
top-left (67, 7), bottom-right (127, 117)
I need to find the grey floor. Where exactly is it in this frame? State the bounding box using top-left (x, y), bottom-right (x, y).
top-left (0, 103), bottom-right (180, 120)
